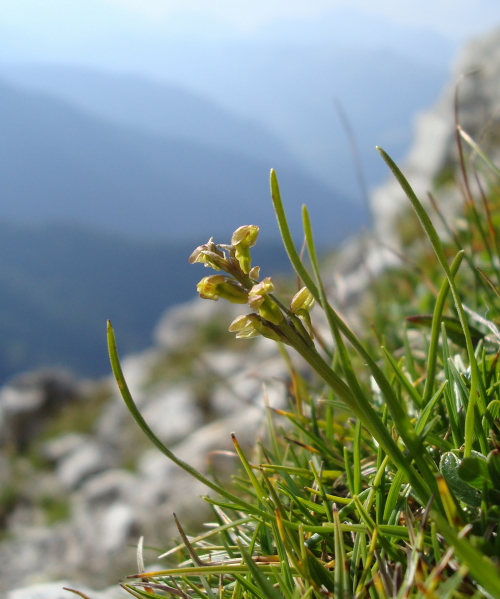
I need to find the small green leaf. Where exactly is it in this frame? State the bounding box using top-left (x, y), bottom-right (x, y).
top-left (458, 455), bottom-right (490, 490)
top-left (440, 452), bottom-right (481, 507)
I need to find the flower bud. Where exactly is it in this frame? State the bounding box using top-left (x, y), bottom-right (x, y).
top-left (231, 225), bottom-right (259, 248)
top-left (248, 278), bottom-right (283, 325)
top-left (228, 314), bottom-right (282, 342)
top-left (250, 277), bottom-right (274, 296)
top-left (189, 238), bottom-right (228, 271)
top-left (197, 275), bottom-right (249, 304)
top-left (231, 225), bottom-right (259, 274)
top-left (290, 287), bottom-right (315, 314)
top-left (249, 265), bottom-right (260, 280)
top-left (229, 314), bottom-right (261, 338)
top-left (290, 286), bottom-right (315, 336)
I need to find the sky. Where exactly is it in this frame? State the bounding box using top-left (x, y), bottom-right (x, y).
top-left (1, 0), bottom-right (500, 50)
top-left (100, 0), bottom-right (500, 39)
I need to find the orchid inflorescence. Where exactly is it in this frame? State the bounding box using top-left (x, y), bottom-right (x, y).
top-left (189, 225), bottom-right (315, 346)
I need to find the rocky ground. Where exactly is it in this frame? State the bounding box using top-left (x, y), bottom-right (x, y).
top-left (0, 295), bottom-right (301, 594)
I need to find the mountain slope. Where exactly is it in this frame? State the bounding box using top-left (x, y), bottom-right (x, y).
top-left (2, 54), bottom-right (447, 200)
top-left (0, 78), bottom-right (363, 242)
top-left (0, 222), bottom-right (291, 381)
top-left (0, 65), bottom-right (302, 171)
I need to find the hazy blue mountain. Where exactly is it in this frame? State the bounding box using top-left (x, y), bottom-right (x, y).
top-left (0, 78), bottom-right (364, 243)
top-left (0, 65), bottom-right (303, 171)
top-left (131, 42), bottom-right (447, 195)
top-left (0, 222), bottom-right (291, 382)
top-left (2, 48), bottom-right (448, 202)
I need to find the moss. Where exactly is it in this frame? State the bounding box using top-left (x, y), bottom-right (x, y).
top-left (0, 484), bottom-right (21, 529)
top-left (39, 495), bottom-right (70, 524)
top-left (433, 160), bottom-right (457, 189)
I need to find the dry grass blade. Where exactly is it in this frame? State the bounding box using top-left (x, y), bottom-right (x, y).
top-left (173, 512), bottom-right (206, 567)
top-left (63, 590), bottom-right (93, 599)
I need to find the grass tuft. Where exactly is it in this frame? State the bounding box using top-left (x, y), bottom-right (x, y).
top-left (106, 127), bottom-right (500, 598)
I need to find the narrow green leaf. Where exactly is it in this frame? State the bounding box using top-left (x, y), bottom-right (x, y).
top-left (407, 314), bottom-right (483, 350)
top-left (488, 450), bottom-right (500, 491)
top-left (381, 346), bottom-right (422, 408)
top-left (301, 202), bottom-right (438, 511)
top-left (377, 147), bottom-right (483, 457)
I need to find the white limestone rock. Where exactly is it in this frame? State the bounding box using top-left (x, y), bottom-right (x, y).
top-left (140, 384), bottom-right (202, 445)
top-left (371, 26), bottom-right (500, 243)
top-left (7, 581), bottom-right (126, 598)
top-left (42, 433), bottom-right (89, 463)
top-left (56, 441), bottom-right (118, 490)
top-left (154, 296), bottom-right (242, 350)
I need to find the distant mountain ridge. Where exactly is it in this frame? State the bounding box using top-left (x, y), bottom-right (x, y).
top-left (1, 54), bottom-right (448, 200)
top-left (0, 73), bottom-right (363, 381)
top-left (0, 65), bottom-right (302, 170)
top-left (0, 221), bottom-right (292, 382)
top-left (0, 77), bottom-right (363, 242)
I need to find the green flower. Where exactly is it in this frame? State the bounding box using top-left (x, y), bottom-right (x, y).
top-left (229, 314), bottom-right (282, 342)
top-left (231, 225), bottom-right (259, 274)
top-left (248, 277), bottom-right (283, 325)
top-left (290, 286), bottom-right (315, 335)
top-left (197, 275), bottom-right (249, 303)
top-left (189, 238), bottom-right (229, 272)
top-left (290, 287), bottom-right (315, 314)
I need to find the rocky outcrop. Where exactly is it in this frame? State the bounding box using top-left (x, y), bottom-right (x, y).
top-left (6, 581), bottom-right (125, 598)
top-left (372, 26), bottom-right (500, 243)
top-left (0, 370), bottom-right (79, 449)
top-left (0, 297), bottom-right (294, 593)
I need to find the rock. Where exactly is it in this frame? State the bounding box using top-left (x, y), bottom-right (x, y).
top-left (7, 581), bottom-right (126, 598)
top-left (76, 469), bottom-right (137, 508)
top-left (42, 433), bottom-right (89, 463)
top-left (56, 441), bottom-right (117, 490)
top-left (140, 384), bottom-right (202, 445)
top-left (371, 26), bottom-right (500, 244)
top-left (99, 503), bottom-right (137, 554)
top-left (154, 297), bottom-right (242, 350)
top-left (0, 370), bottom-right (79, 449)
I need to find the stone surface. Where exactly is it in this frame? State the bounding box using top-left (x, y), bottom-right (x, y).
top-left (55, 440), bottom-right (118, 490)
top-left (371, 27), bottom-right (500, 243)
top-left (0, 370), bottom-right (78, 448)
top-left (154, 297), bottom-right (242, 351)
top-left (7, 581), bottom-right (126, 598)
top-left (140, 384), bottom-right (202, 445)
top-left (0, 287), bottom-right (292, 594)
